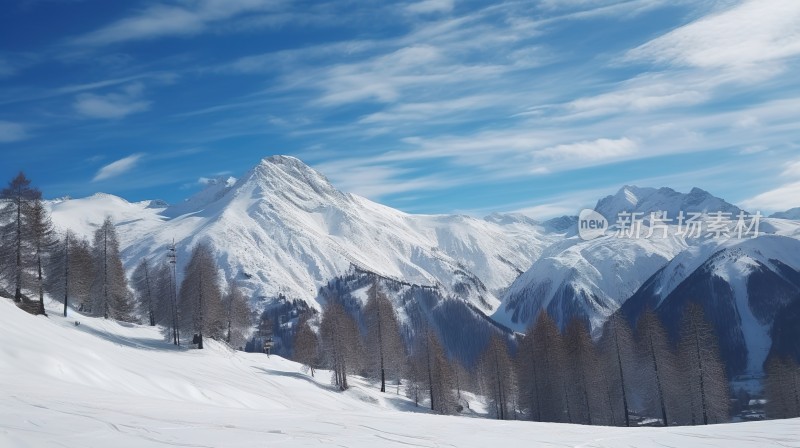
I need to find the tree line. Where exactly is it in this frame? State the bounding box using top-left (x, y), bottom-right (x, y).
top-left (0, 172), bottom-right (252, 348)
top-left (293, 287), bottom-right (738, 426)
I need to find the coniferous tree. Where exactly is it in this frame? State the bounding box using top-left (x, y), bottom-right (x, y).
top-left (478, 334), bottom-right (516, 420)
top-left (89, 217), bottom-right (132, 320)
top-left (177, 242), bottom-right (224, 349)
top-left (635, 311), bottom-right (680, 426)
top-left (0, 172), bottom-right (40, 302)
top-left (27, 198), bottom-right (56, 315)
top-left (293, 315), bottom-right (321, 377)
top-left (363, 281), bottom-right (405, 392)
top-left (222, 279), bottom-right (252, 347)
top-left (678, 303), bottom-right (730, 424)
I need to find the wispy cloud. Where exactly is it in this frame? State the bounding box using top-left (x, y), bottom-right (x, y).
top-left (627, 0), bottom-right (800, 73)
top-left (405, 0), bottom-right (454, 15)
top-left (93, 153), bottom-right (144, 181)
top-left (740, 158), bottom-right (800, 212)
top-left (0, 121), bottom-right (29, 143)
top-left (74, 83), bottom-right (150, 119)
top-left (69, 0), bottom-right (283, 47)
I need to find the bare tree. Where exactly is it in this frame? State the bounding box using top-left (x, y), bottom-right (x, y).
top-left (178, 242), bottom-right (224, 349)
top-left (363, 281), bottom-right (405, 392)
top-left (46, 231), bottom-right (94, 316)
top-left (516, 327), bottom-right (541, 421)
top-left (132, 258), bottom-right (157, 326)
top-left (564, 318), bottom-right (602, 425)
top-left (764, 356), bottom-right (800, 419)
top-left (478, 334), bottom-right (516, 420)
top-left (152, 261), bottom-right (179, 342)
top-left (89, 217), bottom-right (133, 321)
top-left (412, 329), bottom-right (457, 415)
top-left (635, 310), bottom-right (680, 426)
top-left (293, 315), bottom-right (321, 376)
top-left (530, 311), bottom-right (569, 422)
top-left (678, 303), bottom-right (730, 424)
top-left (222, 279), bottom-right (252, 347)
top-left (27, 198), bottom-right (56, 315)
top-left (0, 172), bottom-right (40, 302)
top-left (320, 300), bottom-right (362, 390)
top-left (598, 313), bottom-right (635, 427)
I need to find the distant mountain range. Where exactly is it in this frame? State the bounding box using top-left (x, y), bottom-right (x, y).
top-left (47, 156), bottom-right (800, 374)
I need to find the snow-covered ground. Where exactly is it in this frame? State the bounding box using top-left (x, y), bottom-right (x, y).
top-left (1, 298), bottom-right (798, 447)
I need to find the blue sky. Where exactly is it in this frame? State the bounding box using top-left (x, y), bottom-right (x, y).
top-left (1, 0), bottom-right (798, 217)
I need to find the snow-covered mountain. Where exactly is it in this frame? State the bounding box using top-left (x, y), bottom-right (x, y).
top-left (621, 235), bottom-right (800, 377)
top-left (595, 185), bottom-right (743, 220)
top-left (49, 156), bottom-right (554, 315)
top-left (495, 231), bottom-right (687, 332)
top-left (46, 160), bottom-right (800, 375)
top-left (494, 185), bottom-right (793, 334)
top-left (771, 207), bottom-right (800, 220)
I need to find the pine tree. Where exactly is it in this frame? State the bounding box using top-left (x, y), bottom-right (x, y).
top-left (178, 242), bottom-right (224, 349)
top-left (635, 310), bottom-right (680, 426)
top-left (293, 315), bottom-right (320, 376)
top-left (678, 303), bottom-right (730, 424)
top-left (478, 334), bottom-right (516, 420)
top-left (363, 281), bottom-right (405, 392)
top-left (27, 198), bottom-right (56, 315)
top-left (89, 217), bottom-right (132, 320)
top-left (0, 172), bottom-right (40, 302)
top-left (132, 258), bottom-right (157, 326)
top-left (222, 279), bottom-right (252, 347)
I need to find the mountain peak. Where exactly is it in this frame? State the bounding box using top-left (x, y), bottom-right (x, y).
top-left (252, 155), bottom-right (340, 199)
top-left (261, 154), bottom-right (307, 168)
top-left (595, 185), bottom-right (741, 218)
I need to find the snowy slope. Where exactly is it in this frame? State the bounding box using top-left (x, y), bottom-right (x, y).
top-left (496, 231), bottom-right (688, 332)
top-left (622, 235), bottom-right (800, 376)
top-left (49, 156), bottom-right (553, 313)
top-left (48, 193), bottom-right (167, 249)
top-left (2, 298), bottom-right (798, 447)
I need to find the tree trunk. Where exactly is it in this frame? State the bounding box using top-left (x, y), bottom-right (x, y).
top-left (15, 198), bottom-right (22, 302)
top-left (614, 326), bottom-right (630, 427)
top-left (63, 235), bottom-right (69, 317)
top-left (37, 252), bottom-right (46, 316)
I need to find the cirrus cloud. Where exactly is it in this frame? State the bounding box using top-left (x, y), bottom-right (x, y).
top-left (93, 153), bottom-right (144, 182)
